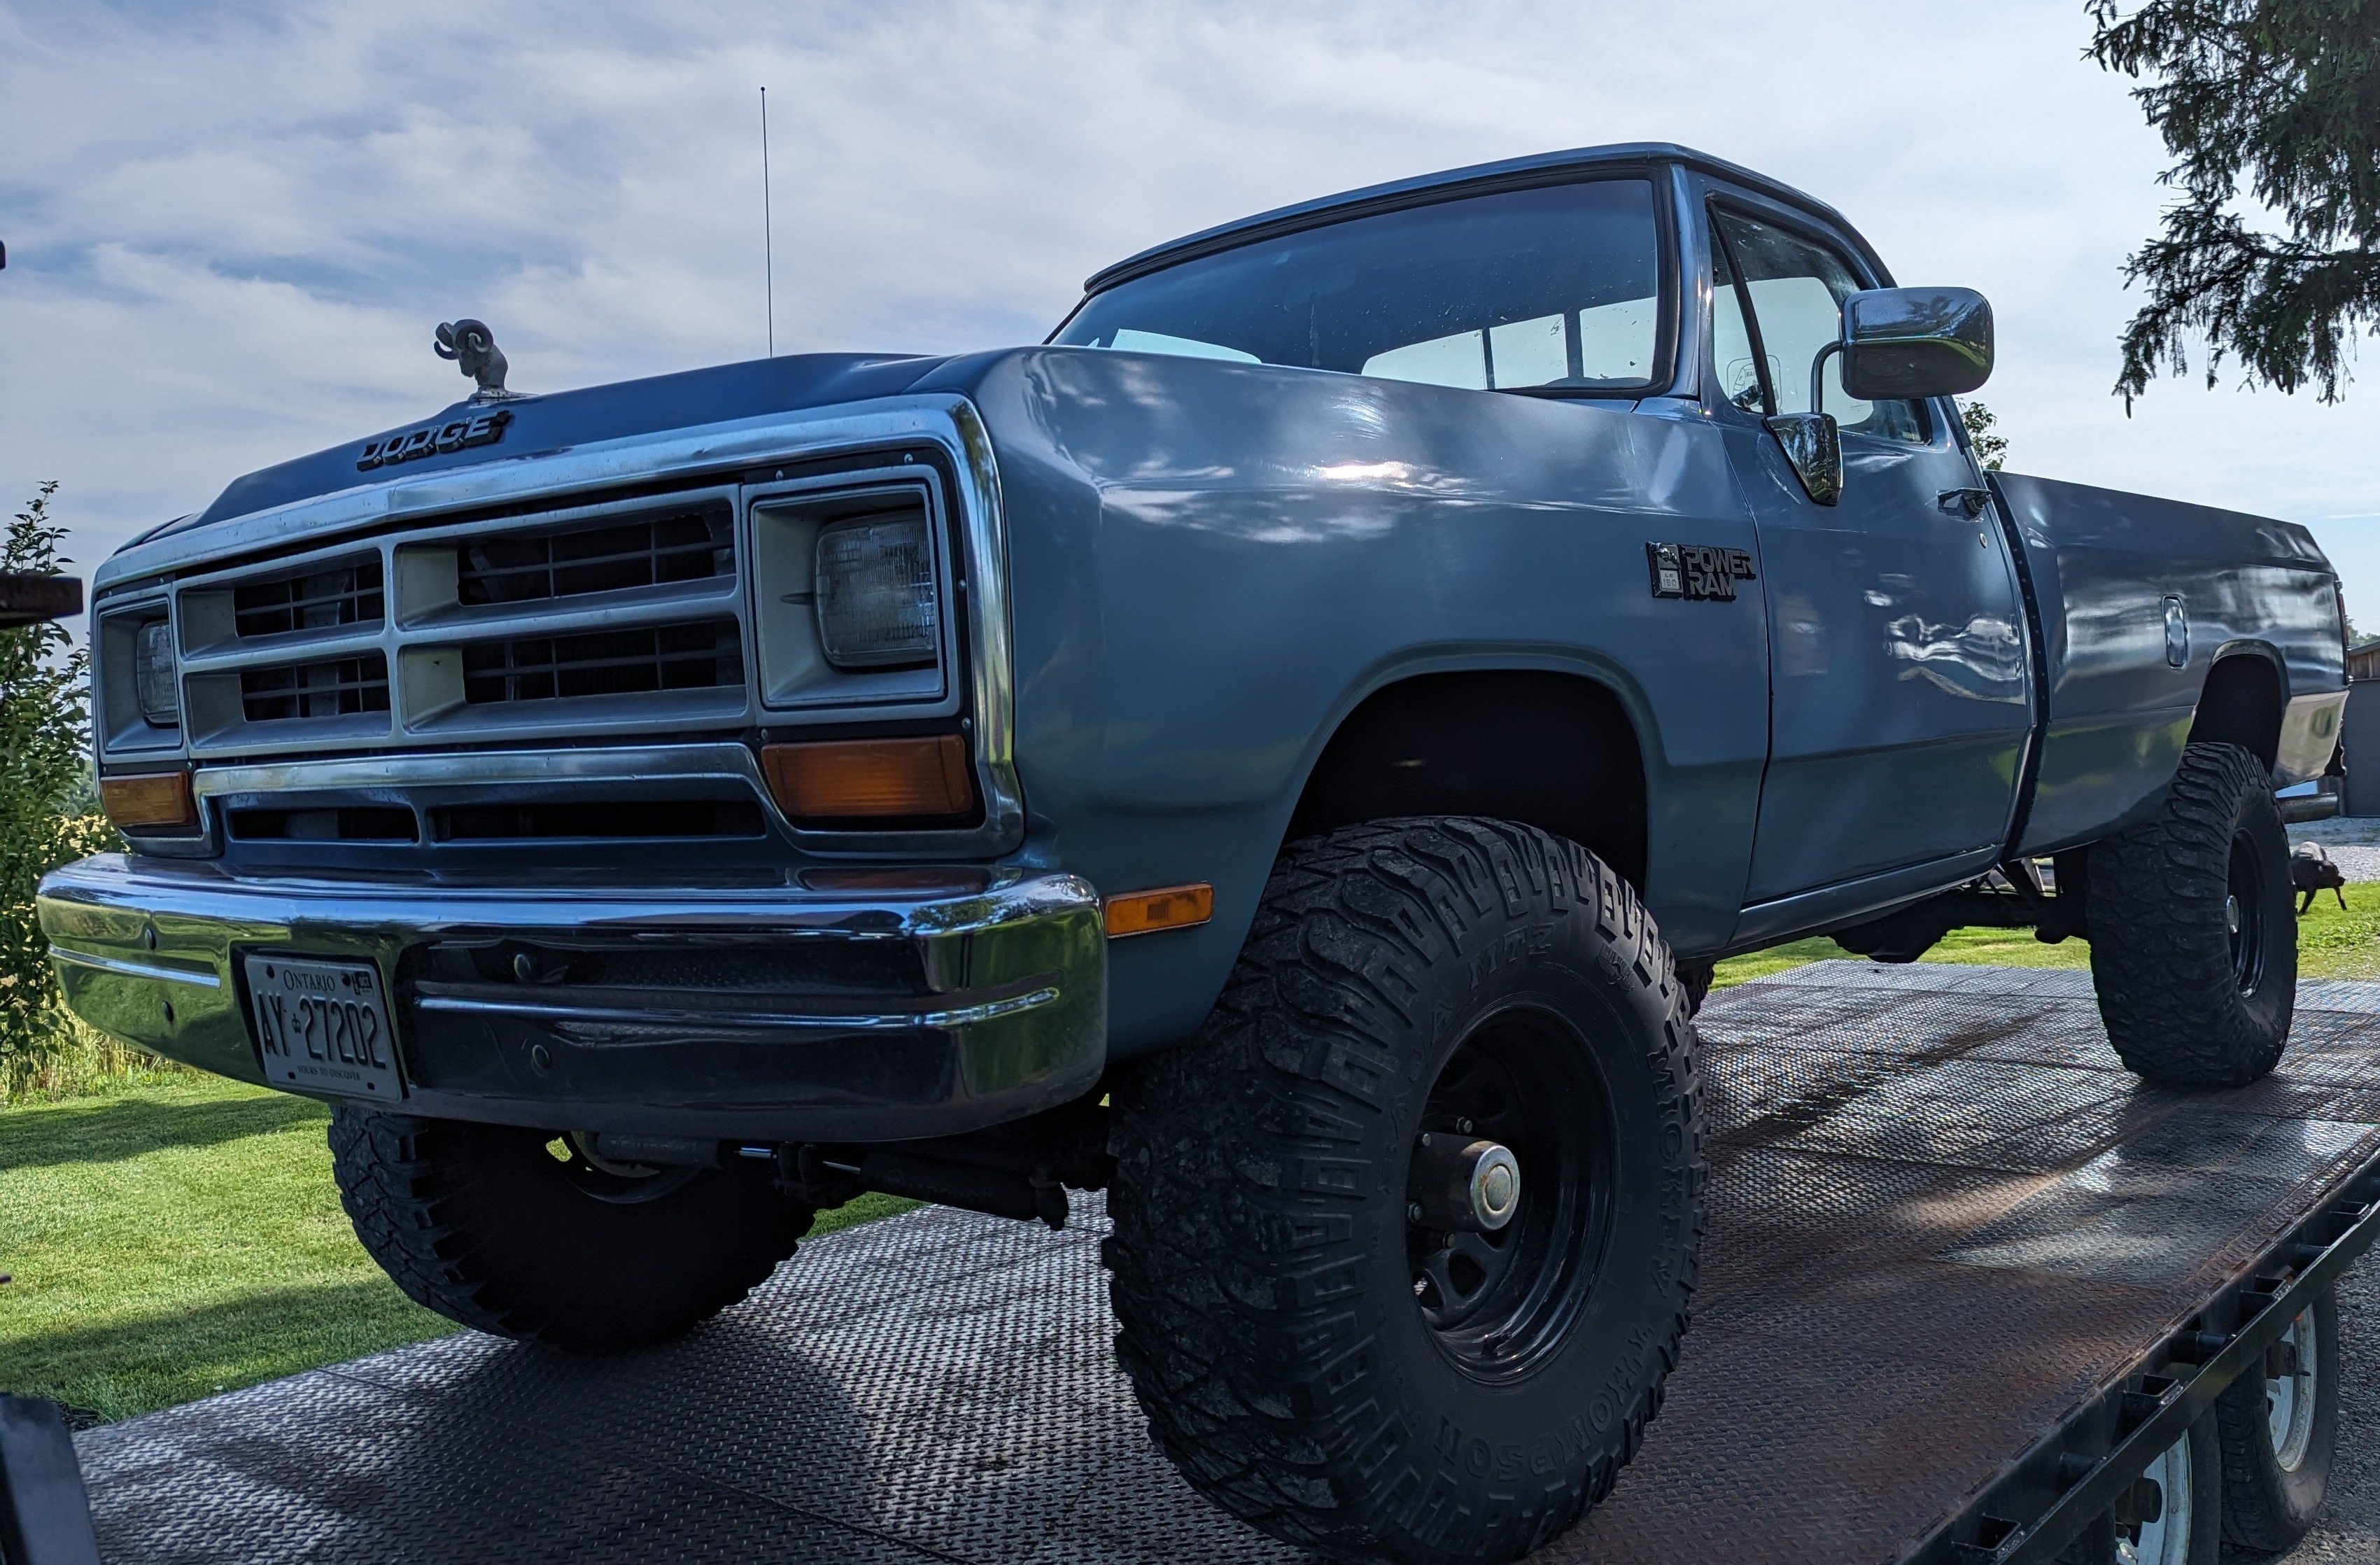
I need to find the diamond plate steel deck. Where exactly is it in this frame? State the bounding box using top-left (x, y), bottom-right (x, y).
top-left (71, 964), bottom-right (2380, 1564)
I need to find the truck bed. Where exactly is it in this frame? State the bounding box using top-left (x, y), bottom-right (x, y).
top-left (71, 964), bottom-right (2380, 1563)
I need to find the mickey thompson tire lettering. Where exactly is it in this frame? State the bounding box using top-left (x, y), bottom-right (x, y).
top-left (2087, 741), bottom-right (2297, 1088)
top-left (1102, 817), bottom-right (1705, 1564)
top-left (329, 1108), bottom-right (813, 1352)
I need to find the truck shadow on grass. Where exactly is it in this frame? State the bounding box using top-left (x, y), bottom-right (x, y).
top-left (0, 1087), bottom-right (325, 1176)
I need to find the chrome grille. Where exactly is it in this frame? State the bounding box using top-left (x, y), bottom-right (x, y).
top-left (113, 441), bottom-right (985, 772)
top-left (460, 622), bottom-right (743, 706)
top-left (456, 503), bottom-right (731, 607)
top-left (157, 485), bottom-right (756, 759)
top-left (239, 654), bottom-right (391, 723)
top-left (232, 559), bottom-right (385, 638)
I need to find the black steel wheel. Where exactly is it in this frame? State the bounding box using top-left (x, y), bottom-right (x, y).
top-left (2215, 1289), bottom-right (2338, 1551)
top-left (2088, 741), bottom-right (2296, 1087)
top-left (1105, 817), bottom-right (1703, 1564)
top-left (1405, 1006), bottom-right (1615, 1379)
top-left (330, 1107), bottom-right (812, 1351)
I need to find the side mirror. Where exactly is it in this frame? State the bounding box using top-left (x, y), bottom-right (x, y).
top-left (1838, 286), bottom-right (1994, 400)
top-left (1765, 413), bottom-right (1841, 506)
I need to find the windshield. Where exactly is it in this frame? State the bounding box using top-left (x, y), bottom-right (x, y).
top-left (1052, 178), bottom-right (1666, 393)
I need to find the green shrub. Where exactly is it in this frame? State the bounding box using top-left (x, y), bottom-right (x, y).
top-left (1, 484), bottom-right (146, 1101)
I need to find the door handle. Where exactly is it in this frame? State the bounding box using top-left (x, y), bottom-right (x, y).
top-left (1937, 487), bottom-right (1991, 519)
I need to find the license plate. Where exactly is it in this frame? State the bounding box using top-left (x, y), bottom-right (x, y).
top-left (246, 955), bottom-right (404, 1103)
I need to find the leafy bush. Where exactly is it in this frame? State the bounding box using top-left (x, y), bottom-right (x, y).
top-left (1, 484), bottom-right (143, 1100)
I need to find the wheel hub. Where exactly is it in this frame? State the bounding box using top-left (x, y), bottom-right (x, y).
top-left (1409, 1132), bottom-right (1521, 1231)
top-left (1403, 1006), bottom-right (1614, 1377)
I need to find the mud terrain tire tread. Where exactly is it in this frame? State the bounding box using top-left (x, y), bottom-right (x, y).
top-left (330, 1107), bottom-right (812, 1351)
top-left (2087, 741), bottom-right (2295, 1088)
top-left (1104, 816), bottom-right (1703, 1564)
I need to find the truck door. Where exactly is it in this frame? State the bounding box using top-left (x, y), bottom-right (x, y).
top-left (1707, 203), bottom-right (2032, 906)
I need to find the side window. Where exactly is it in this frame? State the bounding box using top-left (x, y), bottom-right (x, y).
top-left (1709, 210), bottom-right (1929, 443)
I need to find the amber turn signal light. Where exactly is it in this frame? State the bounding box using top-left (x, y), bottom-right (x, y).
top-left (761, 734), bottom-right (975, 820)
top-left (99, 771), bottom-right (197, 832)
top-left (1105, 883), bottom-right (1214, 939)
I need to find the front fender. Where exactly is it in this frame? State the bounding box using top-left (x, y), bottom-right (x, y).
top-left (964, 349), bottom-right (1768, 1053)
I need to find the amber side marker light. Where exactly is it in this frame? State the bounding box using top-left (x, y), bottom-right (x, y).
top-left (761, 734), bottom-right (975, 820)
top-left (1106, 883), bottom-right (1214, 939)
top-left (99, 771), bottom-right (197, 831)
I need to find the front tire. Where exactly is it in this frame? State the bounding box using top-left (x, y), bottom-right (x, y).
top-left (1104, 818), bottom-right (1704, 1564)
top-left (330, 1109), bottom-right (812, 1351)
top-left (2087, 742), bottom-right (2295, 1087)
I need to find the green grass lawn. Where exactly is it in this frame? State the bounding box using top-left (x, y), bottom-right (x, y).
top-left (8, 882), bottom-right (2379, 1426)
top-left (0, 1079), bottom-right (912, 1423)
top-left (1713, 879), bottom-right (2380, 990)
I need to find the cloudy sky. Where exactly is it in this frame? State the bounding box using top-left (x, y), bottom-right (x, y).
top-left (5, 0), bottom-right (2378, 608)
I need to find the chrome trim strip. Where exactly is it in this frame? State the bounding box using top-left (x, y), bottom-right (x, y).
top-left (38, 853), bottom-right (1098, 941)
top-left (47, 946), bottom-right (224, 989)
top-left (193, 743), bottom-right (770, 800)
top-left (947, 399), bottom-right (1024, 851)
top-left (412, 985), bottom-right (1062, 1032)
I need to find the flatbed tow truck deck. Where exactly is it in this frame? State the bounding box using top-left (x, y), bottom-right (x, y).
top-left (69, 964), bottom-right (2380, 1564)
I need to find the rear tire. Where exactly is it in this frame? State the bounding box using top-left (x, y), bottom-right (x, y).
top-left (1104, 817), bottom-right (1704, 1564)
top-left (2087, 742), bottom-right (2295, 1087)
top-left (2214, 1289), bottom-right (2337, 1552)
top-left (330, 1108), bottom-right (812, 1351)
top-left (2060, 1410), bottom-right (2221, 1565)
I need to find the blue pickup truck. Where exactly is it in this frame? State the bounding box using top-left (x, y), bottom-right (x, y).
top-left (39, 143), bottom-right (2347, 1563)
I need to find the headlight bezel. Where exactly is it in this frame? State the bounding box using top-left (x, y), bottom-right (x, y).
top-left (746, 465), bottom-right (961, 716)
top-left (94, 594), bottom-right (187, 758)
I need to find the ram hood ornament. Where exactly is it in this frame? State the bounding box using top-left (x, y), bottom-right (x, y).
top-left (434, 318), bottom-right (523, 402)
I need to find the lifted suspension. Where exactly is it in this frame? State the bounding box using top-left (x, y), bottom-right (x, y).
top-left (1828, 852), bottom-right (2090, 964)
top-left (582, 1096), bottom-right (1113, 1231)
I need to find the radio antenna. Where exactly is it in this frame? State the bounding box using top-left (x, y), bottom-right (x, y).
top-left (760, 86), bottom-right (775, 358)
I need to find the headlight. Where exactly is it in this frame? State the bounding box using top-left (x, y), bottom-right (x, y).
top-left (815, 514), bottom-right (939, 670)
top-left (134, 619), bottom-right (181, 726)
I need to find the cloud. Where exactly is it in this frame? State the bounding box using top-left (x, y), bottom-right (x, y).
top-left (2, 0), bottom-right (2376, 601)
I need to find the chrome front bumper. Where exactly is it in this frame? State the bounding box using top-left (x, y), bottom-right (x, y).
top-left (38, 855), bottom-right (1106, 1142)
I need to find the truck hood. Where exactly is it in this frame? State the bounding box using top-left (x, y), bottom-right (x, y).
top-left (148, 351), bottom-right (952, 544)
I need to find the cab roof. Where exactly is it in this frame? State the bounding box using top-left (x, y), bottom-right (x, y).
top-left (1081, 141), bottom-right (1864, 296)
